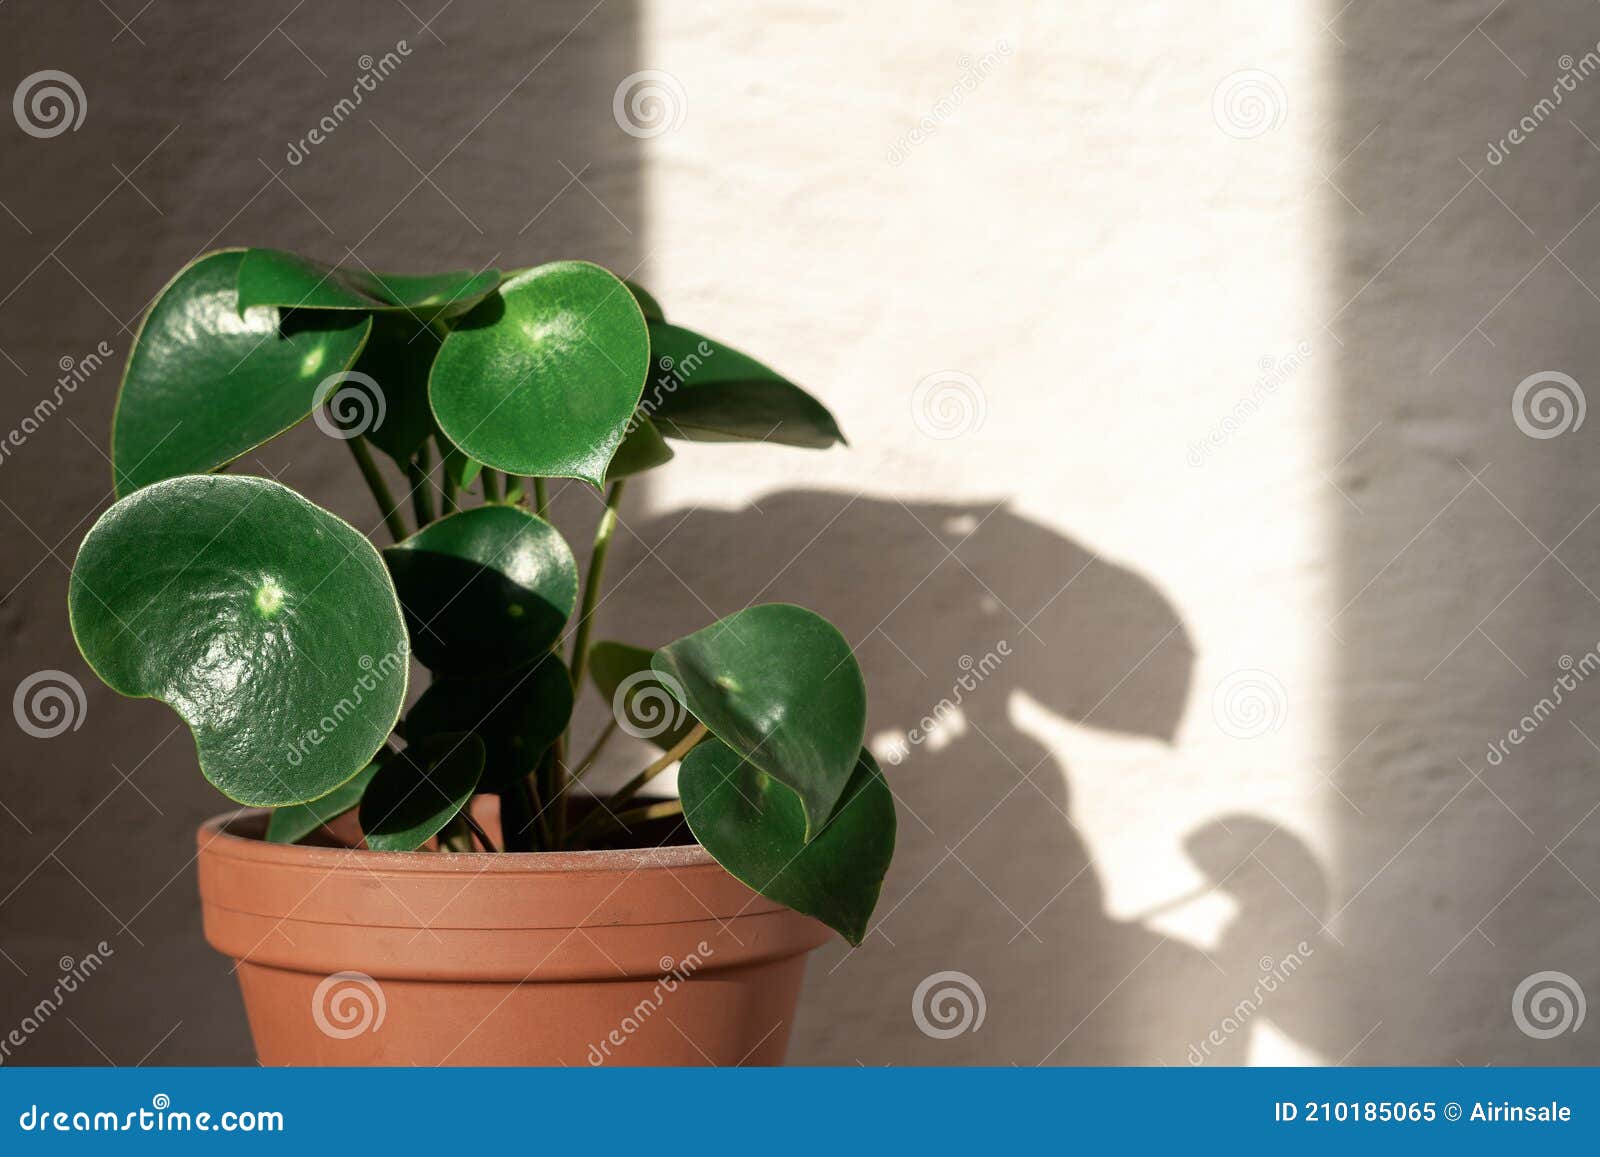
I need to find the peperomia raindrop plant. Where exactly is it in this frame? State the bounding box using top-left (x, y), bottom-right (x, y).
top-left (67, 249), bottom-right (894, 944)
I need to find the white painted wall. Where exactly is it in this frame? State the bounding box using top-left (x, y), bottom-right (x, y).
top-left (593, 0), bottom-right (1600, 1064)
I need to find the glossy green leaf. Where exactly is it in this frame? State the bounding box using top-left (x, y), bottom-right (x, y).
top-left (588, 640), bottom-right (698, 750)
top-left (345, 315), bottom-right (442, 466)
top-left (405, 656), bottom-right (573, 789)
top-left (359, 733), bottom-right (485, 852)
top-left (643, 322), bottom-right (844, 449)
top-left (680, 740), bottom-right (895, 945)
top-left (605, 416), bottom-right (674, 483)
top-left (265, 759), bottom-right (382, 844)
top-left (236, 248), bottom-right (501, 320)
top-left (436, 426), bottom-right (484, 488)
top-left (428, 261), bottom-right (650, 487)
top-left (111, 250), bottom-right (372, 497)
top-left (652, 603), bottom-right (866, 839)
top-left (383, 505), bottom-right (577, 674)
top-left (68, 475), bottom-right (409, 806)
top-left (625, 279), bottom-right (665, 322)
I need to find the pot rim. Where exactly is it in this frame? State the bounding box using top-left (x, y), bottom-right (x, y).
top-left (199, 808), bottom-right (718, 876)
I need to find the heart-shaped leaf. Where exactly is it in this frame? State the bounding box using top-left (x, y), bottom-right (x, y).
top-left (342, 315), bottom-right (442, 466)
top-left (652, 603), bottom-right (866, 839)
top-left (383, 505), bottom-right (577, 674)
top-left (405, 656), bottom-right (573, 789)
top-left (679, 739), bottom-right (895, 945)
top-left (266, 758), bottom-right (382, 844)
top-left (588, 640), bottom-right (698, 750)
top-left (643, 322), bottom-right (844, 449)
top-left (68, 475), bottom-right (410, 806)
top-left (428, 261), bottom-right (650, 487)
top-left (359, 732), bottom-right (485, 852)
top-left (605, 415), bottom-right (674, 483)
top-left (236, 248), bottom-right (501, 320)
top-left (112, 250), bottom-right (372, 497)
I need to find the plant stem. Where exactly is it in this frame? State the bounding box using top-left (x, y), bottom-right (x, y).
top-left (568, 720), bottom-right (619, 787)
top-left (569, 479), bottom-right (626, 694)
top-left (533, 478), bottom-right (549, 519)
top-left (441, 469), bottom-right (459, 514)
top-left (347, 437), bottom-right (408, 542)
top-left (504, 475), bottom-right (524, 504)
top-left (461, 808), bottom-right (497, 853)
top-left (596, 798), bottom-right (685, 840)
top-left (407, 443), bottom-right (436, 527)
top-left (482, 469), bottom-right (503, 503)
top-left (566, 723), bottom-right (706, 847)
top-left (438, 813), bottom-right (474, 853)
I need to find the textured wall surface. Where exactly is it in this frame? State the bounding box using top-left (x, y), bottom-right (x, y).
top-left (1, 0), bottom-right (1598, 1066)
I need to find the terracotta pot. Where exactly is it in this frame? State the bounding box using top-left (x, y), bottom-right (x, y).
top-left (196, 810), bottom-right (831, 1066)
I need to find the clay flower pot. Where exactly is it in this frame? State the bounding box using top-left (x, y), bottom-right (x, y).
top-left (196, 811), bottom-right (832, 1066)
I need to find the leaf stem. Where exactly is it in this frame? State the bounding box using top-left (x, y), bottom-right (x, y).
top-left (533, 478), bottom-right (549, 519)
top-left (407, 443), bottom-right (436, 527)
top-left (347, 436), bottom-right (408, 542)
top-left (441, 468), bottom-right (459, 514)
top-left (566, 722), bottom-right (706, 846)
top-left (569, 479), bottom-right (626, 693)
top-left (482, 470), bottom-right (503, 503)
top-left (461, 808), bottom-right (497, 852)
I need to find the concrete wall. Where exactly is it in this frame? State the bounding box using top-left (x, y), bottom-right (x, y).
top-left (1, 0), bottom-right (1597, 1065)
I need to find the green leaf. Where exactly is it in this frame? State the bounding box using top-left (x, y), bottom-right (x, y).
top-left (383, 505), bottom-right (577, 674)
top-left (359, 732), bottom-right (485, 852)
top-left (625, 279), bottom-right (665, 322)
top-left (405, 656), bottom-right (572, 790)
top-left (111, 250), bottom-right (372, 497)
top-left (680, 740), bottom-right (895, 945)
top-left (236, 248), bottom-right (501, 320)
top-left (643, 322), bottom-right (844, 449)
top-left (428, 261), bottom-right (650, 487)
top-left (435, 426), bottom-right (483, 488)
top-left (652, 603), bottom-right (866, 839)
top-left (344, 315), bottom-right (442, 466)
top-left (588, 640), bottom-right (699, 750)
top-left (68, 475), bottom-right (409, 806)
top-left (605, 415), bottom-right (674, 483)
top-left (266, 759), bottom-right (382, 844)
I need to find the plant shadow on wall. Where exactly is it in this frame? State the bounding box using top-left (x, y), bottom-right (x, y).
top-left (607, 491), bottom-right (1345, 1063)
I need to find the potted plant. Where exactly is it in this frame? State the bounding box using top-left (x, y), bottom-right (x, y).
top-left (66, 249), bottom-right (896, 1065)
